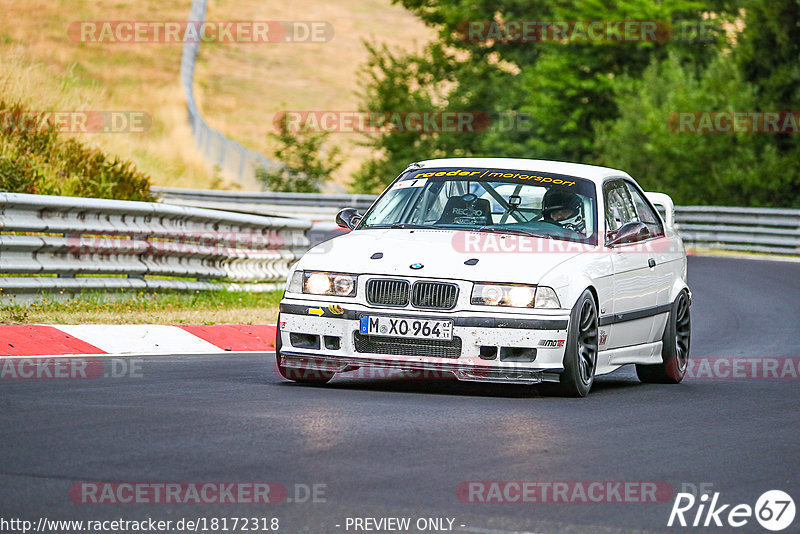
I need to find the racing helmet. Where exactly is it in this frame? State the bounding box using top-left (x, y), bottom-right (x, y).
top-left (542, 189), bottom-right (583, 222)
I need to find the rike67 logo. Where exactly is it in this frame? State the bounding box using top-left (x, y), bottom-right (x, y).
top-left (668, 489), bottom-right (795, 531)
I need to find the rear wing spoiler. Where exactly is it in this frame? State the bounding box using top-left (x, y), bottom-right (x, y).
top-left (645, 192), bottom-right (675, 229)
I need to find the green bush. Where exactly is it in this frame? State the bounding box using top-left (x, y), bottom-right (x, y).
top-left (0, 155), bottom-right (40, 194)
top-left (0, 100), bottom-right (152, 201)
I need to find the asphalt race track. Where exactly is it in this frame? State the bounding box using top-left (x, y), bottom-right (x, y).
top-left (1, 256), bottom-right (799, 534)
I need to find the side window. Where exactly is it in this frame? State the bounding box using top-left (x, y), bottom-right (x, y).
top-left (625, 182), bottom-right (664, 237)
top-left (604, 181), bottom-right (638, 232)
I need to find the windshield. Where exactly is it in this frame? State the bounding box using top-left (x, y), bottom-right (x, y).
top-left (360, 167), bottom-right (598, 244)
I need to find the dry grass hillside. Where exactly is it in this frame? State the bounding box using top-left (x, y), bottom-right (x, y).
top-left (0, 0), bottom-right (433, 190)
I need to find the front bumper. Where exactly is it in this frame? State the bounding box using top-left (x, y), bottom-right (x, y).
top-left (278, 299), bottom-right (570, 384)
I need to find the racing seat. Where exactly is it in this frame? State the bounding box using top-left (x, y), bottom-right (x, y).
top-left (435, 196), bottom-right (493, 226)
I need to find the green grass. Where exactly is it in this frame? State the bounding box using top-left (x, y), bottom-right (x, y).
top-left (0, 289), bottom-right (283, 324)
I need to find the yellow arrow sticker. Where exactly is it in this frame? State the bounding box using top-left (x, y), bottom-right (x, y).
top-left (308, 307), bottom-right (324, 316)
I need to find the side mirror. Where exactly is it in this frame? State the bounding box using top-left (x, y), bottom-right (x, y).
top-left (606, 221), bottom-right (650, 247)
top-left (336, 208), bottom-right (362, 230)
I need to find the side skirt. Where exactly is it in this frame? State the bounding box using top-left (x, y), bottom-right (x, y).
top-left (596, 341), bottom-right (663, 375)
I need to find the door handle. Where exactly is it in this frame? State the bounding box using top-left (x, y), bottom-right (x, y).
top-left (648, 258), bottom-right (656, 268)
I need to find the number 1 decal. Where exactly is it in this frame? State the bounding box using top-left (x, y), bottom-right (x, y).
top-left (393, 178), bottom-right (428, 190)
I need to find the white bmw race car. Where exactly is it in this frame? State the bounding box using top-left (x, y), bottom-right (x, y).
top-left (276, 158), bottom-right (691, 396)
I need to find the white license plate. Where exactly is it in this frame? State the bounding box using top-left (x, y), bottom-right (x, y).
top-left (360, 315), bottom-right (453, 341)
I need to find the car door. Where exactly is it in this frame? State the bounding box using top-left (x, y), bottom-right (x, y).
top-left (603, 179), bottom-right (660, 349)
top-left (623, 181), bottom-right (681, 342)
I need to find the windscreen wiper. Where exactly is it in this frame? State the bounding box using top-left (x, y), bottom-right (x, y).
top-left (390, 223), bottom-right (429, 229)
top-left (476, 226), bottom-right (551, 239)
top-left (361, 223), bottom-right (429, 229)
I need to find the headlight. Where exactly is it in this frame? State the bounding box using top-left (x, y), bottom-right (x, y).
top-left (471, 283), bottom-right (560, 309)
top-left (302, 271), bottom-right (357, 297)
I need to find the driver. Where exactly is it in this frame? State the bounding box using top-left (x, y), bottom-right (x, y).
top-left (542, 189), bottom-right (582, 224)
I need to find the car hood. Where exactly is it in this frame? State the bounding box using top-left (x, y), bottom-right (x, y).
top-left (297, 228), bottom-right (591, 284)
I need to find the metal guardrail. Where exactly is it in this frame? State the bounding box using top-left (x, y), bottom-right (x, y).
top-left (155, 187), bottom-right (800, 256)
top-left (153, 186), bottom-right (377, 221)
top-left (675, 206), bottom-right (800, 255)
top-left (181, 0), bottom-right (276, 188)
top-left (0, 193), bottom-right (311, 294)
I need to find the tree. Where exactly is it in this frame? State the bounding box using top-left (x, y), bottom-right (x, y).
top-left (737, 0), bottom-right (800, 111)
top-left (735, 0), bottom-right (800, 199)
top-left (257, 114), bottom-right (341, 193)
top-left (352, 0), bottom-right (733, 193)
top-left (594, 51), bottom-right (791, 207)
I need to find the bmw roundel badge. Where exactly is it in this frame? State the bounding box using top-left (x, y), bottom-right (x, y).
top-left (410, 263), bottom-right (424, 270)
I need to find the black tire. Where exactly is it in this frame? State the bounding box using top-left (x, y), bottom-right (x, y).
top-left (541, 290), bottom-right (598, 397)
top-left (636, 290), bottom-right (691, 384)
top-left (275, 314), bottom-right (334, 385)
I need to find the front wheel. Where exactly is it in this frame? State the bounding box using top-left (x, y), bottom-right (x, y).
top-left (541, 290), bottom-right (598, 397)
top-left (275, 314), bottom-right (334, 385)
top-left (636, 290), bottom-right (691, 384)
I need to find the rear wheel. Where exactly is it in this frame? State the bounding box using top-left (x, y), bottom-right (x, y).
top-left (636, 290), bottom-right (691, 384)
top-left (541, 290), bottom-right (598, 397)
top-left (275, 314), bottom-right (334, 385)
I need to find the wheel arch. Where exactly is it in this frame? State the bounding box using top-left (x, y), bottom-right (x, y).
top-left (669, 278), bottom-right (691, 306)
top-left (553, 275), bottom-right (599, 314)
top-left (584, 284), bottom-right (599, 308)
